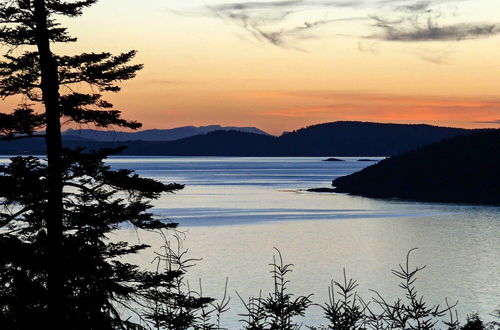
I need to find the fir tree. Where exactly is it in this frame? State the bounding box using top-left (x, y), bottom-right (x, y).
top-left (0, 1), bottom-right (212, 329)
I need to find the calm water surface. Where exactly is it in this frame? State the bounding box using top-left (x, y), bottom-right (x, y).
top-left (2, 155), bottom-right (496, 328)
top-left (106, 157), bottom-right (499, 328)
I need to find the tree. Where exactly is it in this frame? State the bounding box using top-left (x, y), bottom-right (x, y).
top-left (0, 1), bottom-right (212, 328)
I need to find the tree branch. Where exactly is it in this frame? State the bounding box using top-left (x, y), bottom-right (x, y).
top-left (0, 206), bottom-right (30, 228)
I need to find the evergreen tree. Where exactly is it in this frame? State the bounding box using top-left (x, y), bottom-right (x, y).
top-left (0, 1), bottom-right (212, 328)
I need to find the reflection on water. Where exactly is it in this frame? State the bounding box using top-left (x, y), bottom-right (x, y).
top-left (108, 157), bottom-right (499, 328)
top-left (3, 155), bottom-right (496, 328)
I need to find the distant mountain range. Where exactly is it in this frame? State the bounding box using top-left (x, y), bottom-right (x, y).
top-left (62, 125), bottom-right (270, 142)
top-left (0, 121), bottom-right (486, 156)
top-left (330, 129), bottom-right (500, 205)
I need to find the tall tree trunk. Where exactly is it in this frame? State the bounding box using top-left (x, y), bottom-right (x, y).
top-left (33, 0), bottom-right (64, 325)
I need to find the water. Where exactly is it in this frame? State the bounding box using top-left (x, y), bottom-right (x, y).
top-left (107, 157), bottom-right (499, 328)
top-left (2, 155), bottom-right (497, 327)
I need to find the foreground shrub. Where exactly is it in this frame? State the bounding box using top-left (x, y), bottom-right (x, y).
top-left (233, 248), bottom-right (498, 330)
top-left (237, 248), bottom-right (313, 330)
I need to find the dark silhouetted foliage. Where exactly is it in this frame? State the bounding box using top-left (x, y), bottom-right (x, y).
top-left (0, 1), bottom-right (215, 329)
top-left (319, 269), bottom-right (367, 330)
top-left (251, 248), bottom-right (498, 330)
top-left (365, 249), bottom-right (458, 330)
top-left (461, 314), bottom-right (485, 330)
top-left (332, 130), bottom-right (500, 205)
top-left (238, 248), bottom-right (313, 330)
top-left (138, 232), bottom-right (230, 330)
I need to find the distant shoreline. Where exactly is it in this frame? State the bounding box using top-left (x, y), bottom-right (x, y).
top-left (0, 121), bottom-right (486, 157)
top-left (0, 154), bottom-right (387, 158)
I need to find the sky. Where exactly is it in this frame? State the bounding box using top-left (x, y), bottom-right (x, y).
top-left (6, 0), bottom-right (500, 134)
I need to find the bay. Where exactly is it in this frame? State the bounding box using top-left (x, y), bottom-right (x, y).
top-left (107, 156), bottom-right (500, 328)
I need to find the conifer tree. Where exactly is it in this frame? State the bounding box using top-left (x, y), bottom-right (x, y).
top-left (0, 1), bottom-right (212, 328)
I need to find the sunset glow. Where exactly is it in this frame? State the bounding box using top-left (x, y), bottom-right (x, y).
top-left (5, 0), bottom-right (500, 134)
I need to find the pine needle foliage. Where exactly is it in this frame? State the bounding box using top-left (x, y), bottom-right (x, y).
top-left (238, 248), bottom-right (313, 330)
top-left (367, 248), bottom-right (458, 330)
top-left (319, 269), bottom-right (367, 330)
top-left (0, 1), bottom-right (213, 329)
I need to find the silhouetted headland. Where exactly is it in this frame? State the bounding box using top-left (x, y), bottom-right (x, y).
top-left (330, 130), bottom-right (500, 205)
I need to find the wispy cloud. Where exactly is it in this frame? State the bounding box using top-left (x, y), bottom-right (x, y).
top-left (475, 119), bottom-right (500, 124)
top-left (255, 90), bottom-right (500, 123)
top-left (369, 1), bottom-right (500, 42)
top-left (206, 0), bottom-right (500, 46)
top-left (404, 46), bottom-right (454, 64)
top-left (174, 0), bottom-right (500, 62)
top-left (374, 21), bottom-right (499, 42)
top-left (207, 0), bottom-right (367, 48)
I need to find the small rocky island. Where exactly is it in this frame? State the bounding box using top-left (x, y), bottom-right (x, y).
top-left (323, 157), bottom-right (344, 161)
top-left (329, 130), bottom-right (500, 205)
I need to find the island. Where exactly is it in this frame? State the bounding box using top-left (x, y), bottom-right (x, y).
top-left (330, 130), bottom-right (500, 205)
top-left (307, 188), bottom-right (337, 192)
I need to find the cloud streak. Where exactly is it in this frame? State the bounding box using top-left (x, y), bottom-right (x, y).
top-left (208, 0), bottom-right (367, 48)
top-left (259, 91), bottom-right (500, 125)
top-left (475, 120), bottom-right (500, 124)
top-left (373, 20), bottom-right (499, 42)
top-left (178, 0), bottom-right (500, 62)
top-left (208, 0), bottom-right (500, 46)
top-left (370, 1), bottom-right (500, 42)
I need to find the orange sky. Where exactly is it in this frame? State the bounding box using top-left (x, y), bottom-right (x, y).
top-left (2, 0), bottom-right (500, 135)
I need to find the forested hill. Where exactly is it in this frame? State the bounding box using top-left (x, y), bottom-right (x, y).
top-left (276, 122), bottom-right (472, 156)
top-left (0, 121), bottom-right (481, 156)
top-left (331, 129), bottom-right (500, 205)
